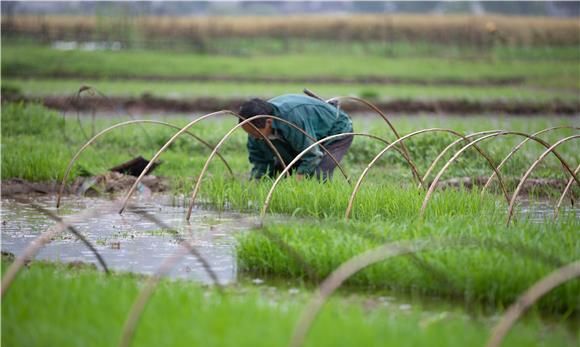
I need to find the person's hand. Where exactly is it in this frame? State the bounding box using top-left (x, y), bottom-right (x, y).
top-left (295, 174), bottom-right (304, 181)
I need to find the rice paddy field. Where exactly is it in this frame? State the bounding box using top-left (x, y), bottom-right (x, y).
top-left (1, 10), bottom-right (579, 347)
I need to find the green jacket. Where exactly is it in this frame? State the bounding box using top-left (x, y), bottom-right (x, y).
top-left (248, 94), bottom-right (353, 179)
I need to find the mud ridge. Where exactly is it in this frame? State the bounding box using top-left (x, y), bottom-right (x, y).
top-left (4, 72), bottom-right (526, 87)
top-left (1, 176), bottom-right (572, 198)
top-left (9, 95), bottom-right (580, 116)
top-left (1, 173), bottom-right (169, 197)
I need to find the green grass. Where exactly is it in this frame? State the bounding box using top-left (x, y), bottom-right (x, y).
top-left (4, 77), bottom-right (579, 102)
top-left (0, 102), bottom-right (248, 182)
top-left (236, 216), bottom-right (580, 313)
top-left (2, 101), bottom-right (579, 346)
top-left (2, 43), bottom-right (579, 89)
top-left (6, 36), bottom-right (580, 61)
top-left (2, 102), bottom-right (578, 185)
top-left (198, 177), bottom-right (503, 220)
top-left (2, 259), bottom-right (577, 347)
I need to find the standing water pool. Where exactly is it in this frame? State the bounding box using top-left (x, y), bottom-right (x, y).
top-left (1, 195), bottom-right (256, 284)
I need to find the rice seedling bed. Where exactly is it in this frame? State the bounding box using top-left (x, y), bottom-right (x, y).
top-left (1, 259), bottom-right (577, 347)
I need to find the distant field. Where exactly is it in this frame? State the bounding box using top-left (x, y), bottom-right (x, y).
top-left (2, 43), bottom-right (579, 89)
top-left (4, 14), bottom-right (579, 47)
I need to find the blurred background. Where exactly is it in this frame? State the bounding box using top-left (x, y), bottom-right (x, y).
top-left (1, 1), bottom-right (579, 116)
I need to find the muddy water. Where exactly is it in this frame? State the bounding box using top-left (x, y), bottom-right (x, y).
top-left (1, 195), bottom-right (257, 284)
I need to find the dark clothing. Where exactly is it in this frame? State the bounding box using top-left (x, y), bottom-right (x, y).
top-left (247, 94), bottom-right (353, 179)
top-left (314, 134), bottom-right (353, 180)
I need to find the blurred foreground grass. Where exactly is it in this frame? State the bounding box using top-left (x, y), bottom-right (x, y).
top-left (1, 259), bottom-right (577, 347)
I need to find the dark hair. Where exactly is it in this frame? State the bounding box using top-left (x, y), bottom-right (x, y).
top-left (238, 98), bottom-right (273, 128)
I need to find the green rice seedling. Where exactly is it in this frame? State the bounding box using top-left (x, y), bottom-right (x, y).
top-left (2, 102), bottom-right (577, 196)
top-left (236, 216), bottom-right (580, 313)
top-left (3, 42), bottom-right (579, 89)
top-left (1, 259), bottom-right (577, 347)
top-left (198, 176), bottom-right (501, 222)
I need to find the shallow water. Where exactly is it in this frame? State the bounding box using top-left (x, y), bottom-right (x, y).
top-left (517, 198), bottom-right (579, 223)
top-left (1, 193), bottom-right (577, 286)
top-left (1, 195), bottom-right (257, 284)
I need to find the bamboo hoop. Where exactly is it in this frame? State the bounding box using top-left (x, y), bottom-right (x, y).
top-left (118, 111), bottom-right (286, 214)
top-left (56, 119), bottom-right (235, 208)
top-left (287, 236), bottom-right (570, 347)
top-left (485, 260), bottom-right (580, 347)
top-left (554, 163), bottom-right (580, 219)
top-left (345, 128), bottom-right (511, 220)
top-left (506, 135), bottom-right (579, 225)
top-left (186, 115), bottom-right (351, 221)
top-left (482, 126), bottom-right (579, 193)
top-left (260, 132), bottom-right (422, 222)
top-left (1, 202), bottom-right (119, 297)
top-left (327, 96), bottom-right (423, 187)
top-left (420, 132), bottom-right (578, 219)
top-left (420, 130), bottom-right (502, 188)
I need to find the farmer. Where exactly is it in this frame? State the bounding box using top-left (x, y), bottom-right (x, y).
top-left (238, 94), bottom-right (353, 180)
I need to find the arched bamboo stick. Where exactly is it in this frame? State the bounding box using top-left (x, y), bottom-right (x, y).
top-left (327, 96), bottom-right (423, 187)
top-left (485, 260), bottom-right (580, 347)
top-left (260, 132), bottom-right (422, 221)
top-left (287, 236), bottom-right (570, 347)
top-left (118, 246), bottom-right (191, 347)
top-left (420, 130), bottom-right (502, 188)
top-left (554, 163), bottom-right (580, 219)
top-left (482, 126), bottom-right (579, 193)
top-left (1, 202), bottom-right (119, 297)
top-left (123, 205), bottom-right (223, 287)
top-left (56, 119), bottom-right (236, 208)
top-left (75, 85), bottom-right (156, 144)
top-left (117, 233), bottom-right (223, 347)
top-left (118, 111), bottom-right (287, 214)
top-left (186, 115), bottom-right (351, 221)
top-left (118, 221), bottom-right (328, 347)
top-left (114, 205), bottom-right (225, 347)
top-left (506, 135), bottom-right (579, 225)
top-left (22, 197), bottom-right (109, 272)
top-left (345, 128), bottom-right (511, 220)
top-left (420, 132), bottom-right (579, 219)
top-left (71, 85), bottom-right (95, 141)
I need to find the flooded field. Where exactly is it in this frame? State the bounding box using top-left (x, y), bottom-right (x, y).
top-left (2, 8), bottom-right (579, 345)
top-left (1, 195), bottom-right (256, 284)
top-left (2, 193), bottom-right (576, 283)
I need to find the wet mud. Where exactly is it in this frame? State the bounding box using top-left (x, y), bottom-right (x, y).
top-left (8, 94), bottom-right (580, 116)
top-left (4, 72), bottom-right (527, 86)
top-left (2, 175), bottom-right (572, 198)
top-left (1, 172), bottom-right (169, 196)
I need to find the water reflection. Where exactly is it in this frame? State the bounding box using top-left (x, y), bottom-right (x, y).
top-left (1, 195), bottom-right (256, 284)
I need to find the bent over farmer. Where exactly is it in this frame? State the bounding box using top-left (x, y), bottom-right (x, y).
top-left (238, 94), bottom-right (353, 180)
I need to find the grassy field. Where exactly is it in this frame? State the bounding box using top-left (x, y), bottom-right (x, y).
top-left (2, 259), bottom-right (577, 347)
top-left (2, 13), bottom-right (579, 346)
top-left (2, 102), bottom-right (578, 184)
top-left (236, 217), bottom-right (580, 313)
top-left (1, 104), bottom-right (578, 345)
top-left (2, 102), bottom-right (578, 185)
top-left (2, 43), bottom-right (579, 90)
